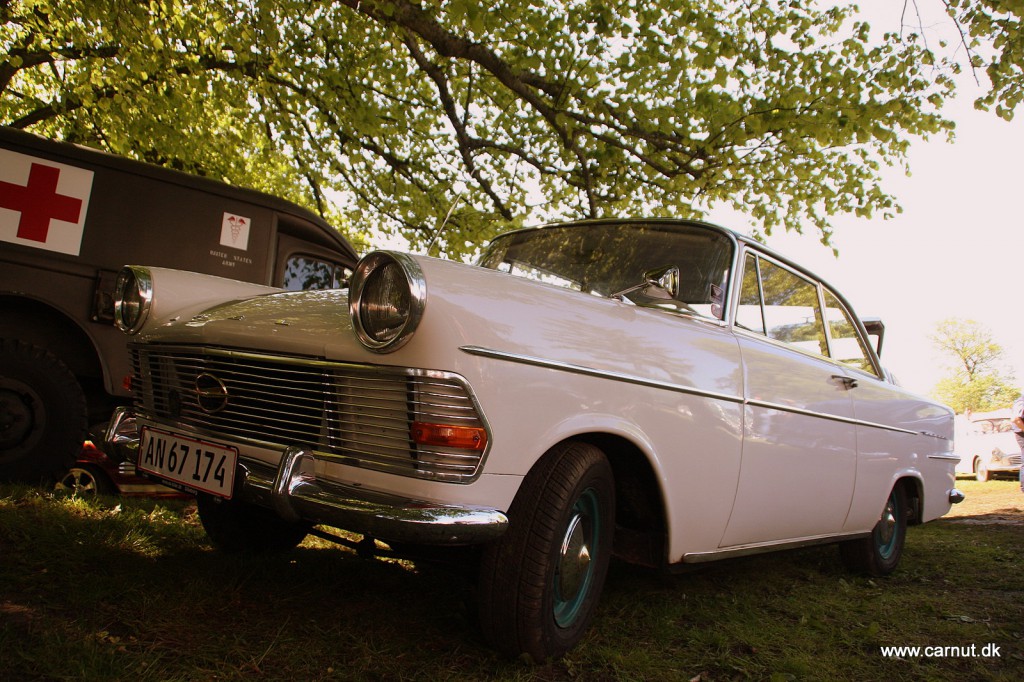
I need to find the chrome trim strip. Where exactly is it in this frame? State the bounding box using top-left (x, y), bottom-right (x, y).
top-left (682, 531), bottom-right (871, 564)
top-left (460, 345), bottom-right (936, 439)
top-left (459, 345), bottom-right (743, 405)
top-left (927, 453), bottom-right (961, 462)
top-left (746, 397), bottom-right (918, 436)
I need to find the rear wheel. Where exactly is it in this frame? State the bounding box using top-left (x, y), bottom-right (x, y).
top-left (975, 458), bottom-right (991, 482)
top-left (840, 485), bottom-right (907, 576)
top-left (196, 494), bottom-right (309, 553)
top-left (0, 339), bottom-right (86, 484)
top-left (478, 441), bottom-right (615, 661)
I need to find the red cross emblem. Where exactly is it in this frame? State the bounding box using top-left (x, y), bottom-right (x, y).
top-left (0, 148), bottom-right (93, 256)
top-left (0, 162), bottom-right (83, 243)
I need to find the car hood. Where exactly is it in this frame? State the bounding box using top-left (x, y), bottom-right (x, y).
top-left (137, 289), bottom-right (352, 358)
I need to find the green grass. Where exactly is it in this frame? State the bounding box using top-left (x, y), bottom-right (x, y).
top-left (1, 481), bottom-right (1022, 681)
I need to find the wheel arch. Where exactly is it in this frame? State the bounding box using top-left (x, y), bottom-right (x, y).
top-left (559, 432), bottom-right (669, 569)
top-left (893, 475), bottom-right (923, 526)
top-left (0, 295), bottom-right (103, 381)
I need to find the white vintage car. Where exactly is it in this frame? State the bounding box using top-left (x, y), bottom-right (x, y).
top-left (954, 409), bottom-right (1023, 481)
top-left (107, 219), bottom-right (962, 660)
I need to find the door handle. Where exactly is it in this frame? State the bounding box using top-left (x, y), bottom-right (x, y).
top-left (830, 375), bottom-right (858, 390)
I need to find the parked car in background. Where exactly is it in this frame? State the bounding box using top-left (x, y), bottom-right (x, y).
top-left (0, 127), bottom-right (358, 484)
top-left (54, 438), bottom-right (189, 499)
top-left (106, 218), bottom-right (961, 661)
top-left (54, 419), bottom-right (190, 493)
top-left (954, 409), bottom-right (1023, 481)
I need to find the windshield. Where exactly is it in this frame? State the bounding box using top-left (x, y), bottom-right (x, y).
top-left (477, 222), bottom-right (734, 321)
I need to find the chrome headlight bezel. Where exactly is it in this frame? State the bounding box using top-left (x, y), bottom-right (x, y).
top-left (113, 266), bottom-right (153, 334)
top-left (349, 251), bottom-right (426, 352)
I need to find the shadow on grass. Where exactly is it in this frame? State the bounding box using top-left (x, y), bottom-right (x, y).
top-left (2, 489), bottom-right (1022, 681)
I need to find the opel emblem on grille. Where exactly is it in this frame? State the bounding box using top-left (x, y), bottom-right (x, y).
top-left (195, 373), bottom-right (229, 414)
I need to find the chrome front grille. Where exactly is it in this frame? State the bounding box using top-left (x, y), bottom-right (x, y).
top-left (130, 345), bottom-right (488, 482)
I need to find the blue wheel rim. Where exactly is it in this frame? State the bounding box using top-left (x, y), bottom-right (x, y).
top-left (875, 490), bottom-right (901, 560)
top-left (553, 487), bottom-right (601, 628)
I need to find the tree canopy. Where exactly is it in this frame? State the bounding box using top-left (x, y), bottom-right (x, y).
top-left (2, 0), bottom-right (1020, 256)
top-left (930, 318), bottom-right (1018, 413)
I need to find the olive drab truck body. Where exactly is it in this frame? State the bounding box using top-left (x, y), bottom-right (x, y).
top-left (0, 127), bottom-right (358, 482)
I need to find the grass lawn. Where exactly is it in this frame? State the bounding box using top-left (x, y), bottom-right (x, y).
top-left (1, 478), bottom-right (1021, 681)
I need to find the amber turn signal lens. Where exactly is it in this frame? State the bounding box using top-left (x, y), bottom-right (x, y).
top-left (411, 421), bottom-right (488, 451)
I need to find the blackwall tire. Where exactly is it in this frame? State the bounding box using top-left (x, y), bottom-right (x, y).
top-left (839, 485), bottom-right (907, 577)
top-left (0, 338), bottom-right (86, 484)
top-left (196, 493), bottom-right (309, 553)
top-left (478, 441), bottom-right (615, 661)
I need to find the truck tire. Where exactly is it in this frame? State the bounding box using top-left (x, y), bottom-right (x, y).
top-left (0, 338), bottom-right (87, 484)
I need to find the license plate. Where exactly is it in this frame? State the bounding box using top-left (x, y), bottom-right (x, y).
top-left (138, 427), bottom-right (238, 498)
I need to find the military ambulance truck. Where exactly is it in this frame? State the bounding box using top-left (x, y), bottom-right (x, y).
top-left (0, 127), bottom-right (359, 483)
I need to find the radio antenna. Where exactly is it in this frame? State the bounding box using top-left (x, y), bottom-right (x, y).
top-left (425, 190), bottom-right (465, 257)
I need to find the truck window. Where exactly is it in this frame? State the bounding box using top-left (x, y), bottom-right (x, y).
top-left (282, 255), bottom-right (351, 291)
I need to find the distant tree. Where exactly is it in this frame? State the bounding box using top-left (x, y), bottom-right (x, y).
top-left (930, 318), bottom-right (1017, 413)
top-left (2, 1), bottom-right (1022, 255)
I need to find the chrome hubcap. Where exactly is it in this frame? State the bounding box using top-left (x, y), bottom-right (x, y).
top-left (553, 487), bottom-right (601, 628)
top-left (558, 512), bottom-right (592, 601)
top-left (879, 500), bottom-right (897, 546)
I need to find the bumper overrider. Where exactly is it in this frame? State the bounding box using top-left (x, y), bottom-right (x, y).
top-left (105, 407), bottom-right (509, 545)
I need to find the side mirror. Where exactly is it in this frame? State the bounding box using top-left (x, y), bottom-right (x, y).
top-left (611, 265), bottom-right (680, 301)
top-left (862, 317), bottom-right (885, 357)
top-left (643, 265), bottom-right (680, 300)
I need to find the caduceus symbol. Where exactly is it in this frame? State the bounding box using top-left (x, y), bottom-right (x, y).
top-left (227, 215), bottom-right (246, 243)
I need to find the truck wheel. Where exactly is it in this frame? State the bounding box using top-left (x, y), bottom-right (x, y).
top-left (478, 441), bottom-right (615, 661)
top-left (839, 485), bottom-right (907, 577)
top-left (0, 338), bottom-right (86, 484)
top-left (196, 493), bottom-right (309, 553)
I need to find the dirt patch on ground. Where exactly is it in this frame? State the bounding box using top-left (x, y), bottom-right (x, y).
top-left (942, 479), bottom-right (1023, 525)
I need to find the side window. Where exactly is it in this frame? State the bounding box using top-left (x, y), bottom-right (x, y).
top-left (823, 289), bottom-right (879, 376)
top-left (282, 256), bottom-right (350, 291)
top-left (736, 253), bottom-right (766, 334)
top-left (758, 258), bottom-right (829, 358)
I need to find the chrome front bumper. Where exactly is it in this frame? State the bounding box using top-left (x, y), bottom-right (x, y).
top-left (105, 408), bottom-right (509, 545)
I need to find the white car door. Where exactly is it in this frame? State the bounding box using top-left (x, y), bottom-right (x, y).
top-left (722, 252), bottom-right (857, 547)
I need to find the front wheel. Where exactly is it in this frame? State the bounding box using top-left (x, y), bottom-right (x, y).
top-left (478, 441), bottom-right (615, 661)
top-left (839, 485), bottom-right (907, 577)
top-left (0, 338), bottom-right (86, 484)
top-left (196, 494), bottom-right (309, 553)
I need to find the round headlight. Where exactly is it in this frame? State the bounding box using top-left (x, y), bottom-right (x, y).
top-left (349, 252), bottom-right (426, 352)
top-left (114, 266), bottom-right (153, 334)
